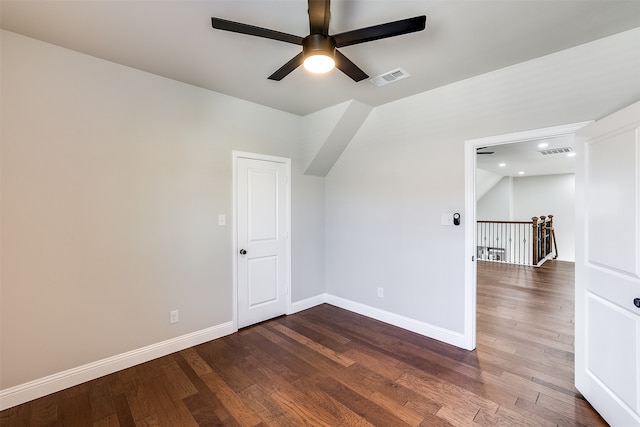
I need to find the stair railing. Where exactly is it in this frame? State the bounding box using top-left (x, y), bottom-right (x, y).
top-left (477, 214), bottom-right (557, 267)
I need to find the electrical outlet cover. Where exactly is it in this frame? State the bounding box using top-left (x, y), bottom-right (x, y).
top-left (170, 310), bottom-right (179, 324)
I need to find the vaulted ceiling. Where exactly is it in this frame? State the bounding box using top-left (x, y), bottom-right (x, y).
top-left (2, 0), bottom-right (640, 116)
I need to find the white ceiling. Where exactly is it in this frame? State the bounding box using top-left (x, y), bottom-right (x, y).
top-left (476, 135), bottom-right (577, 177)
top-left (2, 0), bottom-right (640, 116)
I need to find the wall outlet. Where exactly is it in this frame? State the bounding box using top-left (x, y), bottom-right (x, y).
top-left (170, 310), bottom-right (179, 324)
top-left (377, 287), bottom-right (384, 298)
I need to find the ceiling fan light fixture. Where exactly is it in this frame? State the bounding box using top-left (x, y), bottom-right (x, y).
top-left (303, 53), bottom-right (335, 73)
top-left (303, 34), bottom-right (336, 74)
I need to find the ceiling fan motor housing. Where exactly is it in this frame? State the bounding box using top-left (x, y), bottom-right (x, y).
top-left (303, 34), bottom-right (336, 58)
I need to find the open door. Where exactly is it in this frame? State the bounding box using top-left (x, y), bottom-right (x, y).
top-left (575, 101), bottom-right (640, 426)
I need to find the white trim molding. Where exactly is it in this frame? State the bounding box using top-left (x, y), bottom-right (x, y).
top-left (464, 120), bottom-right (593, 351)
top-left (293, 293), bottom-right (467, 347)
top-left (289, 293), bottom-right (328, 314)
top-left (1, 292), bottom-right (477, 410)
top-left (0, 322), bottom-right (234, 411)
top-left (326, 295), bottom-right (467, 349)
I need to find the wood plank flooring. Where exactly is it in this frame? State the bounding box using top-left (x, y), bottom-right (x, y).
top-left (1, 260), bottom-right (608, 426)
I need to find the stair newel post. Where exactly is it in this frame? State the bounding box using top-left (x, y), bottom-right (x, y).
top-left (540, 215), bottom-right (547, 259)
top-left (532, 217), bottom-right (539, 265)
top-left (548, 214), bottom-right (557, 259)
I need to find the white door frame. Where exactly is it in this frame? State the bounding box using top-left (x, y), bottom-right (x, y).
top-left (463, 121), bottom-right (592, 350)
top-left (232, 151), bottom-right (292, 331)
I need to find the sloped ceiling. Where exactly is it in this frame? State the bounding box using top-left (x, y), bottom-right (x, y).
top-left (2, 0), bottom-right (640, 116)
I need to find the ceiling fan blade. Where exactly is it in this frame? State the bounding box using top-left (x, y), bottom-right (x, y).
top-left (268, 52), bottom-right (305, 81)
top-left (212, 17), bottom-right (303, 45)
top-left (476, 147), bottom-right (495, 154)
top-left (308, 0), bottom-right (331, 35)
top-left (332, 15), bottom-right (426, 48)
top-left (334, 50), bottom-right (368, 82)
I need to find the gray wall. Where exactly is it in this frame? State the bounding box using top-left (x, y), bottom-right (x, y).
top-left (0, 30), bottom-right (325, 388)
top-left (325, 28), bottom-right (640, 334)
top-left (2, 26), bottom-right (640, 391)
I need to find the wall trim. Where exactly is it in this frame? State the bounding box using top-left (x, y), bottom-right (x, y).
top-left (464, 120), bottom-right (593, 351)
top-left (0, 321), bottom-right (235, 411)
top-left (289, 293), bottom-right (328, 314)
top-left (2, 294), bottom-right (469, 410)
top-left (325, 295), bottom-right (467, 348)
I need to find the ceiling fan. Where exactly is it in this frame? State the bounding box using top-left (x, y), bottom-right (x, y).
top-left (476, 147), bottom-right (495, 155)
top-left (211, 0), bottom-right (426, 82)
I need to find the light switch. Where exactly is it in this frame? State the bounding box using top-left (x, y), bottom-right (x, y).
top-left (218, 214), bottom-right (226, 226)
top-left (441, 213), bottom-right (454, 226)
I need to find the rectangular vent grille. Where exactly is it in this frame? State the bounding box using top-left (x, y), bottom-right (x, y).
top-left (539, 147), bottom-right (573, 155)
top-left (370, 68), bottom-right (409, 87)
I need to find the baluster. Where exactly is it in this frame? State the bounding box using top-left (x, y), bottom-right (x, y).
top-left (532, 217), bottom-right (539, 265)
top-left (540, 215), bottom-right (547, 259)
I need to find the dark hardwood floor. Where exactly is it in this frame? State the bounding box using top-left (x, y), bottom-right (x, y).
top-left (1, 260), bottom-right (607, 426)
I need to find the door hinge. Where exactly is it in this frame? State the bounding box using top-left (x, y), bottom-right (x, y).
top-left (472, 255), bottom-right (475, 262)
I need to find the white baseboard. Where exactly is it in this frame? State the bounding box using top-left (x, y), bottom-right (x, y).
top-left (292, 293), bottom-right (467, 348)
top-left (289, 293), bottom-right (328, 314)
top-left (2, 296), bottom-right (467, 410)
top-left (325, 295), bottom-right (467, 349)
top-left (0, 321), bottom-right (235, 411)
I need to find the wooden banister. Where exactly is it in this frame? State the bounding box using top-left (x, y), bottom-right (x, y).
top-left (532, 217), bottom-right (539, 265)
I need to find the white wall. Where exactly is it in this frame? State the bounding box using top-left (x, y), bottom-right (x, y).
top-left (325, 28), bottom-right (640, 336)
top-left (513, 174), bottom-right (575, 262)
top-left (2, 25), bottom-right (640, 398)
top-left (0, 30), bottom-right (325, 389)
top-left (477, 176), bottom-right (513, 221)
top-left (477, 174), bottom-right (575, 261)
top-left (476, 168), bottom-right (504, 200)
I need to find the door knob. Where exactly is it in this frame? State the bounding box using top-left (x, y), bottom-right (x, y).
top-left (634, 298), bottom-right (640, 308)
top-left (239, 249), bottom-right (247, 255)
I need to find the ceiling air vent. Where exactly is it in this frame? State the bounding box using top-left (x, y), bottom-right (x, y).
top-left (370, 68), bottom-right (409, 87)
top-left (538, 147), bottom-right (573, 155)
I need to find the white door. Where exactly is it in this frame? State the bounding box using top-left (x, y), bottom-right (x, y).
top-left (235, 154), bottom-right (290, 328)
top-left (575, 101), bottom-right (640, 426)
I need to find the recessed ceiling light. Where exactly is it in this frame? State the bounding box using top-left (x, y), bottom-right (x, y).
top-left (518, 171), bottom-right (525, 175)
top-left (538, 142), bottom-right (549, 148)
top-left (567, 152), bottom-right (576, 157)
top-left (499, 163), bottom-right (506, 167)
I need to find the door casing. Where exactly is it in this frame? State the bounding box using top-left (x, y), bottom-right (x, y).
top-left (463, 121), bottom-right (592, 350)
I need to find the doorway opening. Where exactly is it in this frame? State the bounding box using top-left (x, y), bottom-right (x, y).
top-left (463, 121), bottom-right (591, 350)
